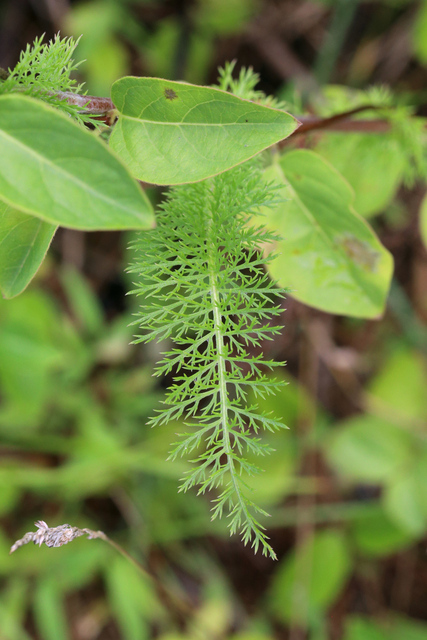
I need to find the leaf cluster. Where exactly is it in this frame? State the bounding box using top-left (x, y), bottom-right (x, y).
top-left (0, 33), bottom-right (403, 558)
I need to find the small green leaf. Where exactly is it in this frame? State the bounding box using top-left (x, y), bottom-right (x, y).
top-left (268, 530), bottom-right (351, 624)
top-left (315, 134), bottom-right (404, 218)
top-left (33, 579), bottom-right (69, 640)
top-left (0, 577), bottom-right (31, 640)
top-left (0, 201), bottom-right (56, 298)
top-left (261, 150), bottom-right (393, 318)
top-left (327, 415), bottom-right (412, 484)
top-left (195, 0), bottom-right (257, 35)
top-left (0, 289), bottom-right (66, 425)
top-left (54, 543), bottom-right (107, 592)
top-left (0, 94), bottom-right (154, 230)
top-left (61, 268), bottom-right (104, 336)
top-left (383, 448), bottom-right (427, 537)
top-left (344, 614), bottom-right (427, 640)
top-left (105, 556), bottom-right (157, 640)
top-left (413, 0), bottom-right (427, 64)
top-left (350, 506), bottom-right (415, 556)
top-left (109, 76), bottom-right (299, 185)
top-left (344, 616), bottom-right (388, 640)
top-left (367, 346), bottom-right (427, 422)
top-left (65, 0), bottom-right (130, 96)
top-left (384, 473), bottom-right (427, 536)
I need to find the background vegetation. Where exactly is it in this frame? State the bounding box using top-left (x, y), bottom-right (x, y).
top-left (1, 0), bottom-right (427, 638)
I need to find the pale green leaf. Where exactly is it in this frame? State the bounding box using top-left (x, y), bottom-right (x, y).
top-left (54, 543), bottom-right (107, 592)
top-left (66, 0), bottom-right (130, 98)
top-left (0, 289), bottom-right (66, 425)
top-left (0, 482), bottom-right (19, 516)
top-left (345, 614), bottom-right (427, 640)
top-left (61, 267), bottom-right (104, 336)
top-left (384, 473), bottom-right (427, 536)
top-left (268, 530), bottom-right (351, 624)
top-left (0, 201), bottom-right (56, 299)
top-left (105, 556), bottom-right (156, 640)
top-left (261, 150), bottom-right (393, 318)
top-left (367, 346), bottom-right (427, 421)
top-left (413, 0), bottom-right (427, 63)
top-left (0, 94), bottom-right (154, 230)
top-left (349, 507), bottom-right (414, 556)
top-left (0, 577), bottom-right (30, 640)
top-left (109, 76), bottom-right (299, 185)
top-left (33, 579), bottom-right (69, 640)
top-left (195, 0), bottom-right (257, 35)
top-left (315, 134), bottom-right (404, 218)
top-left (327, 415), bottom-right (412, 483)
top-left (383, 449), bottom-right (427, 537)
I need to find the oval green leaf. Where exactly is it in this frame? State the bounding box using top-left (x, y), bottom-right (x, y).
top-left (261, 149), bottom-right (394, 318)
top-left (326, 415), bottom-right (412, 484)
top-left (384, 473), bottom-right (427, 537)
top-left (350, 506), bottom-right (414, 556)
top-left (0, 94), bottom-right (154, 231)
top-left (109, 76), bottom-right (299, 185)
top-left (315, 133), bottom-right (404, 218)
top-left (0, 201), bottom-right (56, 299)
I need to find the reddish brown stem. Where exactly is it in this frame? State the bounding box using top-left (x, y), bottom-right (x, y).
top-left (290, 105), bottom-right (390, 137)
top-left (55, 91), bottom-right (115, 114)
top-left (59, 91), bottom-right (392, 135)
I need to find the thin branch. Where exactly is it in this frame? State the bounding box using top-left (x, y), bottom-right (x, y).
top-left (10, 521), bottom-right (194, 628)
top-left (288, 104), bottom-right (391, 136)
top-left (293, 118), bottom-right (391, 134)
top-left (54, 91), bottom-right (115, 115)
top-left (1, 80), bottom-right (397, 135)
top-left (61, 92), bottom-right (393, 134)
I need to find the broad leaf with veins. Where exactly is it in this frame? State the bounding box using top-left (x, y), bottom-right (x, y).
top-left (109, 76), bottom-right (299, 185)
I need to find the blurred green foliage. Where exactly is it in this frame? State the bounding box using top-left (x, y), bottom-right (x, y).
top-left (2, 0), bottom-right (427, 638)
top-left (2, 266), bottom-right (427, 638)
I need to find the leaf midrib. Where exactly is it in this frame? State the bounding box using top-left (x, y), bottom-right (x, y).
top-left (0, 127), bottom-right (142, 219)
top-left (120, 114), bottom-right (293, 127)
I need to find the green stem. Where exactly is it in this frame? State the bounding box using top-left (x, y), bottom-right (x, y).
top-left (205, 194), bottom-right (272, 557)
top-left (201, 189), bottom-right (278, 559)
top-left (206, 197), bottom-right (244, 508)
top-left (314, 0), bottom-right (359, 85)
top-left (53, 91), bottom-right (115, 115)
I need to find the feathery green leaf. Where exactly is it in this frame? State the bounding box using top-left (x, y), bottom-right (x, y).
top-left (129, 158), bottom-right (287, 558)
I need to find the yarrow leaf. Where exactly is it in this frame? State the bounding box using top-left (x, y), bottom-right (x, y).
top-left (128, 158), bottom-right (288, 559)
top-left (0, 34), bottom-right (100, 128)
